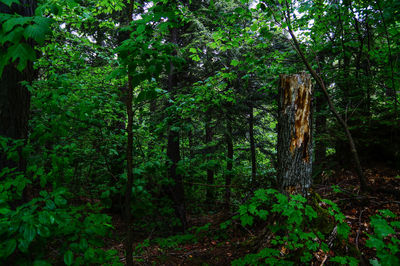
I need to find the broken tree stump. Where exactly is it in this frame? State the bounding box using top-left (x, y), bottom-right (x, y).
top-left (277, 72), bottom-right (313, 194)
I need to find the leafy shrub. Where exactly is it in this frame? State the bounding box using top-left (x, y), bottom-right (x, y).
top-left (230, 189), bottom-right (354, 265)
top-left (0, 185), bottom-right (120, 265)
top-left (366, 209), bottom-right (400, 266)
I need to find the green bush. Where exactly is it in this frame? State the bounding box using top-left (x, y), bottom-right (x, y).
top-left (231, 189), bottom-right (354, 265)
top-left (0, 185), bottom-right (120, 265)
top-left (366, 209), bottom-right (400, 266)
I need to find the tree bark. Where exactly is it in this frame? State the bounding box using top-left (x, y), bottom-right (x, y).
top-left (205, 111), bottom-right (214, 205)
top-left (277, 73), bottom-right (313, 194)
top-left (124, 74), bottom-right (134, 266)
top-left (249, 104), bottom-right (257, 186)
top-left (225, 112), bottom-right (233, 209)
top-left (315, 89), bottom-right (327, 166)
top-left (166, 25), bottom-right (187, 232)
top-left (124, 2), bottom-right (134, 265)
top-left (0, 0), bottom-right (36, 172)
top-left (314, 55), bottom-right (327, 166)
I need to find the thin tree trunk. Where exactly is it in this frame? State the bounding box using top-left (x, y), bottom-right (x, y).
top-left (315, 55), bottom-right (327, 166)
top-left (249, 104), bottom-right (257, 186)
top-left (166, 25), bottom-right (187, 232)
top-left (124, 2), bottom-right (134, 265)
top-left (205, 111), bottom-right (214, 205)
top-left (225, 112), bottom-right (233, 209)
top-left (283, 2), bottom-right (368, 191)
top-left (124, 75), bottom-right (134, 266)
top-left (315, 89), bottom-right (327, 166)
top-left (366, 17), bottom-right (372, 119)
top-left (147, 100), bottom-right (157, 154)
top-left (277, 73), bottom-right (313, 194)
top-left (376, 0), bottom-right (397, 111)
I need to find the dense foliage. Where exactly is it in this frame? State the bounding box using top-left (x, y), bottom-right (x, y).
top-left (0, 0), bottom-right (399, 265)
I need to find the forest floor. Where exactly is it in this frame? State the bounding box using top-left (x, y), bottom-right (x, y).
top-left (107, 164), bottom-right (400, 265)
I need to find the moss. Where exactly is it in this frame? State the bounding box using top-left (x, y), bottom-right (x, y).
top-left (309, 193), bottom-right (362, 260)
top-left (309, 192), bottom-right (335, 235)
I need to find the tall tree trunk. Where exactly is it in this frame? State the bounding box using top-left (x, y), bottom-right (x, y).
top-left (314, 55), bottom-right (326, 166)
top-left (365, 16), bottom-right (372, 120)
top-left (0, 0), bottom-right (36, 172)
top-left (166, 26), bottom-right (187, 232)
top-left (188, 127), bottom-right (194, 159)
top-left (249, 104), bottom-right (257, 186)
top-left (124, 2), bottom-right (134, 265)
top-left (205, 111), bottom-right (214, 205)
top-left (124, 75), bottom-right (134, 266)
top-left (225, 112), bottom-right (233, 209)
top-left (376, 0), bottom-right (397, 110)
top-left (315, 89), bottom-right (327, 166)
top-left (277, 73), bottom-right (313, 194)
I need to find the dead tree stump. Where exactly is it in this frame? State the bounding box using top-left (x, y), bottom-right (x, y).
top-left (277, 72), bottom-right (313, 194)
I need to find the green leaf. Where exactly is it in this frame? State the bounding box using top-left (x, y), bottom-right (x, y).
top-left (136, 24), bottom-right (146, 34)
top-left (379, 209), bottom-right (396, 218)
top-left (371, 216), bottom-right (395, 237)
top-left (370, 259), bottom-right (381, 266)
top-left (258, 210), bottom-right (269, 220)
top-left (39, 191), bottom-right (48, 197)
top-left (3, 16), bottom-right (32, 33)
top-left (23, 224), bottom-right (36, 243)
top-left (33, 260), bottom-right (52, 266)
top-left (64, 250), bottom-right (74, 265)
top-left (84, 248), bottom-right (95, 260)
top-left (18, 238), bottom-right (30, 253)
top-left (305, 205), bottom-right (317, 220)
top-left (37, 225), bottom-right (50, 237)
top-left (23, 24), bottom-right (47, 44)
top-left (54, 195), bottom-right (67, 206)
top-left (79, 238), bottom-right (88, 250)
top-left (337, 223), bottom-right (350, 239)
top-left (391, 221), bottom-right (400, 228)
top-left (0, 207), bottom-right (11, 215)
top-left (0, 239), bottom-right (17, 258)
top-left (230, 59), bottom-right (240, 66)
top-left (240, 214), bottom-right (253, 226)
top-left (189, 47), bottom-right (197, 53)
top-left (0, 0), bottom-right (20, 7)
top-left (7, 42), bottom-right (36, 71)
top-left (1, 26), bottom-right (24, 44)
top-left (248, 204), bottom-right (257, 214)
top-left (366, 236), bottom-right (385, 250)
top-left (45, 200), bottom-right (56, 210)
top-left (293, 194), bottom-right (307, 203)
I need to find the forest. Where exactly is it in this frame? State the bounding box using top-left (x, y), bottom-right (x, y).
top-left (0, 0), bottom-right (399, 265)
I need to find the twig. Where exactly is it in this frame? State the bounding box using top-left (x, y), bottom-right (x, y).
top-left (355, 209), bottom-right (365, 251)
top-left (320, 254), bottom-right (328, 266)
top-left (232, 219), bottom-right (255, 237)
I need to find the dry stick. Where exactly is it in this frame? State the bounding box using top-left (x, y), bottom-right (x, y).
top-left (282, 0), bottom-right (368, 191)
top-left (355, 208), bottom-right (365, 251)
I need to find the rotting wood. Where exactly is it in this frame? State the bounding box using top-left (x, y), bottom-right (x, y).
top-left (278, 72), bottom-right (313, 194)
